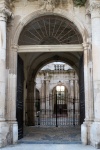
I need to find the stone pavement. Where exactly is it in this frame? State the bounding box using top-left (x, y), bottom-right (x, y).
top-left (20, 126), bottom-right (81, 144)
top-left (0, 126), bottom-right (97, 150)
top-left (0, 144), bottom-right (97, 150)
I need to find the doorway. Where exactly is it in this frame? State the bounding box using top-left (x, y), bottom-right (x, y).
top-left (16, 14), bottom-right (84, 143)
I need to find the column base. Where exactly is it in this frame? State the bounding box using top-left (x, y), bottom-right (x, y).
top-left (90, 122), bottom-right (100, 149)
top-left (9, 121), bottom-right (18, 144)
top-left (0, 121), bottom-right (18, 148)
top-left (81, 122), bottom-right (88, 145)
top-left (81, 121), bottom-right (93, 145)
top-left (0, 121), bottom-right (10, 147)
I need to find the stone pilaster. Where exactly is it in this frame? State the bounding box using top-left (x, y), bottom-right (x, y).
top-left (7, 45), bottom-right (18, 145)
top-left (69, 78), bottom-right (74, 118)
top-left (46, 79), bottom-right (50, 111)
top-left (41, 80), bottom-right (45, 111)
top-left (81, 43), bottom-right (90, 145)
top-left (83, 43), bottom-right (90, 122)
top-left (0, 2), bottom-right (14, 147)
top-left (90, 1), bottom-right (100, 148)
top-left (45, 72), bottom-right (50, 111)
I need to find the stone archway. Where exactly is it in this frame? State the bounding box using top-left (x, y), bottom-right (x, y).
top-left (9, 9), bottom-right (92, 147)
top-left (16, 12), bottom-right (85, 138)
top-left (13, 9), bottom-right (89, 46)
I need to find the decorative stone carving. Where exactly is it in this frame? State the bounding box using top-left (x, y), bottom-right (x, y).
top-left (40, 0), bottom-right (56, 11)
top-left (90, 2), bottom-right (100, 17)
top-left (0, 8), bottom-right (13, 19)
top-left (90, 2), bottom-right (100, 15)
top-left (90, 2), bottom-right (100, 12)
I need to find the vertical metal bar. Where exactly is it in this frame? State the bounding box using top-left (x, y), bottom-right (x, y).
top-left (56, 93), bottom-right (57, 127)
top-left (73, 98), bottom-right (75, 126)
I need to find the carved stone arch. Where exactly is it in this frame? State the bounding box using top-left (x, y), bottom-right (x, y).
top-left (13, 8), bottom-right (89, 46)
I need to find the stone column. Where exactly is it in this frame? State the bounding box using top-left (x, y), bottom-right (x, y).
top-left (7, 45), bottom-right (18, 145)
top-left (0, 7), bottom-right (13, 147)
top-left (69, 77), bottom-right (74, 118)
top-left (41, 80), bottom-right (45, 111)
top-left (44, 72), bottom-right (50, 115)
top-left (81, 43), bottom-right (91, 145)
top-left (81, 39), bottom-right (94, 145)
top-left (70, 74), bottom-right (74, 100)
top-left (83, 43), bottom-right (89, 121)
top-left (90, 1), bottom-right (100, 148)
top-left (46, 79), bottom-right (50, 111)
top-left (75, 79), bottom-right (80, 124)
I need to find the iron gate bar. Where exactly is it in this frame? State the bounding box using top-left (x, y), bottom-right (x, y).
top-left (56, 94), bottom-right (58, 127)
top-left (25, 95), bottom-right (80, 127)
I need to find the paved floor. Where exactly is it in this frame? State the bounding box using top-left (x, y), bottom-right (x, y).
top-left (0, 144), bottom-right (97, 150)
top-left (20, 126), bottom-right (81, 144)
top-left (0, 126), bottom-right (97, 150)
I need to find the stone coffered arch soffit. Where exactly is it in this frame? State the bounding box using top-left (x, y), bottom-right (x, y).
top-left (13, 9), bottom-right (89, 46)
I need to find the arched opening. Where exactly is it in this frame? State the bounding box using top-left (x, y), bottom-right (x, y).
top-left (16, 14), bottom-right (84, 143)
top-left (32, 62), bottom-right (80, 127)
top-left (54, 84), bottom-right (67, 115)
top-left (18, 15), bottom-right (82, 45)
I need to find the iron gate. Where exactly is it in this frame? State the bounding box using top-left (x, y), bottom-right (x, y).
top-left (26, 94), bottom-right (80, 127)
top-left (17, 55), bottom-right (24, 139)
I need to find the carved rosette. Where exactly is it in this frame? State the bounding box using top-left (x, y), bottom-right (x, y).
top-left (90, 2), bottom-right (100, 18)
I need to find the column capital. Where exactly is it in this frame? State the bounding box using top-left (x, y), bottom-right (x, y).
top-left (11, 44), bottom-right (18, 52)
top-left (0, 7), bottom-right (13, 21)
top-left (90, 1), bottom-right (100, 18)
top-left (82, 42), bottom-right (90, 50)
